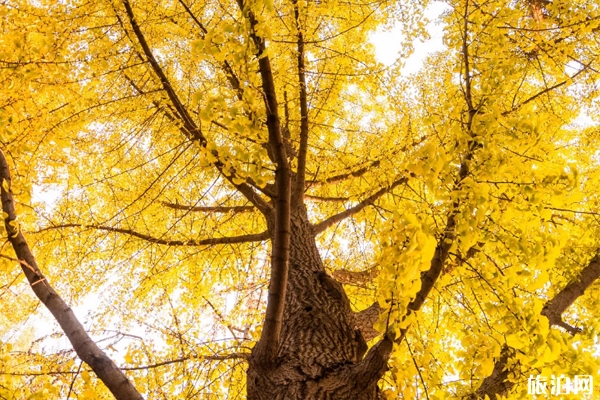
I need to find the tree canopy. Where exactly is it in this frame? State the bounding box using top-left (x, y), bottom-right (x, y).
top-left (1, 0), bottom-right (600, 398)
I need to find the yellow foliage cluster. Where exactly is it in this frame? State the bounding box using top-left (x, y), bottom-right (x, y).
top-left (1, 0), bottom-right (600, 398)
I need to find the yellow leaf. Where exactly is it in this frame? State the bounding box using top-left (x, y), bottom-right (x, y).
top-left (124, 350), bottom-right (133, 364)
top-left (506, 333), bottom-right (525, 349)
top-left (232, 176), bottom-right (245, 185)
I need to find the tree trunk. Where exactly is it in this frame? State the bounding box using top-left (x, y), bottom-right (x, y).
top-left (247, 205), bottom-right (387, 399)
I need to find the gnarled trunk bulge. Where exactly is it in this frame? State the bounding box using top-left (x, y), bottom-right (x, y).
top-left (247, 206), bottom-right (388, 400)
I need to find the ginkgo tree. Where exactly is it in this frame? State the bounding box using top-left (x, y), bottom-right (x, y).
top-left (1, 0), bottom-right (600, 398)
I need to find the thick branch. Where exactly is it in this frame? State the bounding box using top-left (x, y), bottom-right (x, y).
top-left (36, 224), bottom-right (269, 246)
top-left (125, 75), bottom-right (273, 202)
top-left (312, 177), bottom-right (408, 234)
top-left (351, 335), bottom-right (393, 390)
top-left (393, 160), bottom-right (475, 346)
top-left (160, 201), bottom-right (254, 214)
top-left (409, 225), bottom-right (455, 316)
top-left (121, 0), bottom-right (272, 214)
top-left (354, 303), bottom-right (381, 342)
top-left (237, 0), bottom-right (291, 362)
top-left (0, 150), bottom-right (143, 400)
top-left (350, 244), bottom-right (483, 342)
top-left (378, 4), bottom-right (479, 347)
top-left (468, 346), bottom-right (514, 400)
top-left (472, 254), bottom-right (600, 399)
top-left (177, 0), bottom-right (279, 166)
top-left (333, 264), bottom-right (378, 286)
top-left (292, 0), bottom-right (310, 204)
top-left (541, 254), bottom-right (600, 334)
top-left (122, 0), bottom-right (203, 145)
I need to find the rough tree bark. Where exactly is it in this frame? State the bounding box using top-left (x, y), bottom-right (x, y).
top-left (246, 205), bottom-right (391, 400)
top-left (228, 0), bottom-right (394, 394)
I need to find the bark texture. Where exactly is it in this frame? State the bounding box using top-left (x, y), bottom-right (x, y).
top-left (468, 346), bottom-right (516, 400)
top-left (247, 206), bottom-right (388, 400)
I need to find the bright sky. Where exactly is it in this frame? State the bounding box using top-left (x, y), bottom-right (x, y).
top-left (370, 2), bottom-right (449, 72)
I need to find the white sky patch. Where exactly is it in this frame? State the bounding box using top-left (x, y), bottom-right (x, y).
top-left (31, 184), bottom-right (62, 207)
top-left (370, 2), bottom-right (449, 72)
top-left (565, 59), bottom-right (587, 77)
top-left (573, 112), bottom-right (596, 128)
